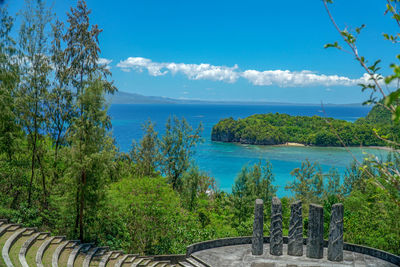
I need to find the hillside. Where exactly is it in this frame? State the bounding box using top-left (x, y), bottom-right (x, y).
top-left (211, 106), bottom-right (400, 146)
top-left (108, 91), bottom-right (364, 106)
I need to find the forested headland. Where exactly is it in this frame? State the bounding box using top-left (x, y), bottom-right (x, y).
top-left (0, 0), bottom-right (399, 258)
top-left (211, 105), bottom-right (400, 147)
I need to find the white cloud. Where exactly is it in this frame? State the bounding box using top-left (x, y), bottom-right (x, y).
top-left (98, 58), bottom-right (113, 69)
top-left (117, 57), bottom-right (239, 83)
top-left (117, 56), bottom-right (370, 87)
top-left (241, 70), bottom-right (368, 87)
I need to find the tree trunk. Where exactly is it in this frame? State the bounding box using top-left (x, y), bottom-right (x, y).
top-left (79, 169), bottom-right (86, 241)
top-left (37, 154), bottom-right (47, 208)
top-left (27, 142), bottom-right (36, 207)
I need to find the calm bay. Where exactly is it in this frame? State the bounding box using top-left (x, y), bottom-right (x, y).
top-left (109, 104), bottom-right (388, 196)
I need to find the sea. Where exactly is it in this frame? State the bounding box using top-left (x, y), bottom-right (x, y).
top-left (108, 104), bottom-right (389, 196)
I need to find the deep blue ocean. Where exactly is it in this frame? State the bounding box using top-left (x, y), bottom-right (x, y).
top-left (108, 104), bottom-right (389, 196)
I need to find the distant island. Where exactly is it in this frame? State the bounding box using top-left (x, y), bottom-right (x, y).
top-left (211, 104), bottom-right (400, 147)
top-left (108, 91), bottom-right (364, 106)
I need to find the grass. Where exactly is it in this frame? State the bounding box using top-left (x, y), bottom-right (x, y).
top-left (25, 237), bottom-right (47, 267)
top-left (58, 246), bottom-right (74, 267)
top-left (42, 242), bottom-right (62, 267)
top-left (89, 253), bottom-right (104, 267)
top-left (73, 251), bottom-right (87, 267)
top-left (105, 254), bottom-right (123, 267)
top-left (9, 233), bottom-right (32, 267)
top-left (0, 230), bottom-right (16, 267)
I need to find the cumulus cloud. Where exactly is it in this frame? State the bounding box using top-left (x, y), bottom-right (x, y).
top-left (241, 70), bottom-right (370, 87)
top-left (98, 58), bottom-right (112, 69)
top-left (117, 56), bottom-right (369, 87)
top-left (117, 57), bottom-right (239, 83)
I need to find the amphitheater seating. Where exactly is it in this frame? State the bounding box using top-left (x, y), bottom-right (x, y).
top-left (0, 219), bottom-right (208, 267)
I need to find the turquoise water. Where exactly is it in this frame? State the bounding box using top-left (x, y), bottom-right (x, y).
top-left (109, 104), bottom-right (388, 196)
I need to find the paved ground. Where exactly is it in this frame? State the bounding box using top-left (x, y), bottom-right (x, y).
top-left (192, 244), bottom-right (397, 267)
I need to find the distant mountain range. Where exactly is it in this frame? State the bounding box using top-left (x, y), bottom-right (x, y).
top-left (107, 91), bottom-right (363, 106)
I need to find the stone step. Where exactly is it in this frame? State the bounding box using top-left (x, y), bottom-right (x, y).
top-left (22, 228), bottom-right (37, 236)
top-left (58, 241), bottom-right (80, 267)
top-left (147, 260), bottom-right (169, 267)
top-left (67, 243), bottom-right (92, 267)
top-left (123, 254), bottom-right (138, 264)
top-left (19, 232), bottom-right (41, 267)
top-left (99, 250), bottom-right (113, 267)
top-left (0, 224), bottom-right (15, 238)
top-left (36, 236), bottom-right (57, 267)
top-left (115, 254), bottom-right (130, 267)
top-left (7, 224), bottom-right (22, 232)
top-left (2, 227), bottom-right (27, 267)
top-left (0, 225), bottom-right (22, 266)
top-left (52, 240), bottom-right (77, 267)
top-left (185, 257), bottom-right (206, 267)
top-left (24, 233), bottom-right (50, 266)
top-left (178, 261), bottom-right (194, 267)
top-left (9, 228), bottom-right (35, 266)
top-left (107, 253), bottom-right (126, 267)
top-left (83, 246), bottom-right (101, 267)
top-left (190, 256), bottom-right (210, 267)
top-left (137, 258), bottom-right (151, 267)
top-left (89, 246), bottom-right (109, 267)
top-left (42, 237), bottom-right (65, 267)
top-left (131, 258), bottom-right (146, 267)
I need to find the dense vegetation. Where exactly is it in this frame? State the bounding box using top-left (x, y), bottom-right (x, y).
top-left (0, 0), bottom-right (399, 258)
top-left (211, 109), bottom-right (400, 147)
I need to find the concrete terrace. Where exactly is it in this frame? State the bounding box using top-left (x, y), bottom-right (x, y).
top-left (192, 243), bottom-right (397, 267)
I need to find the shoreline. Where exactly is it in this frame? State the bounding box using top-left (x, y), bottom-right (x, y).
top-left (218, 141), bottom-right (397, 151)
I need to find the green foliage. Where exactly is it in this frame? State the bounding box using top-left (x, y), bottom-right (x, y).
top-left (212, 112), bottom-right (395, 147)
top-left (231, 161), bottom-right (277, 227)
top-left (130, 120), bottom-right (160, 178)
top-left (160, 116), bottom-right (203, 189)
top-left (344, 182), bottom-right (400, 255)
top-left (285, 160), bottom-right (324, 204)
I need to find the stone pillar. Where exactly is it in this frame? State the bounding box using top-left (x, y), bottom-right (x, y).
top-left (252, 199), bottom-right (264, 255)
top-left (306, 204), bottom-right (324, 259)
top-left (270, 197), bottom-right (283, 256)
top-left (328, 203), bottom-right (344, 261)
top-left (288, 200), bottom-right (303, 256)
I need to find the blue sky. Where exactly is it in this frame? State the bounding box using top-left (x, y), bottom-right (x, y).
top-left (4, 0), bottom-right (399, 103)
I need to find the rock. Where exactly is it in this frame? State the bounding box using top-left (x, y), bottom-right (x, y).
top-left (252, 199), bottom-right (264, 255)
top-left (288, 200), bottom-right (303, 256)
top-left (270, 197), bottom-right (283, 256)
top-left (328, 203), bottom-right (344, 262)
top-left (306, 204), bottom-right (324, 259)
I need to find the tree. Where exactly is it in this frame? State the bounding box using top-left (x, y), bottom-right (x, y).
top-left (323, 0), bottom-right (400, 205)
top-left (323, 168), bottom-right (342, 199)
top-left (285, 159), bottom-right (323, 204)
top-left (159, 116), bottom-right (202, 190)
top-left (17, 0), bottom-right (52, 207)
top-left (232, 161), bottom-right (277, 226)
top-left (63, 0), bottom-right (116, 241)
top-left (0, 7), bottom-right (20, 162)
top-left (47, 20), bottom-right (73, 185)
top-left (180, 165), bottom-right (216, 211)
top-left (130, 120), bottom-right (160, 177)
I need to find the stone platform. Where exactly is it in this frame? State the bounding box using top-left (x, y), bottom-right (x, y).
top-left (192, 243), bottom-right (397, 267)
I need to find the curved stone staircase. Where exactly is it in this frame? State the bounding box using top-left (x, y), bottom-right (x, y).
top-left (0, 219), bottom-right (208, 267)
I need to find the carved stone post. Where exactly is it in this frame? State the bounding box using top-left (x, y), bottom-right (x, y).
top-left (288, 200), bottom-right (303, 256)
top-left (270, 197), bottom-right (283, 256)
top-left (252, 199), bottom-right (264, 255)
top-left (328, 203), bottom-right (344, 261)
top-left (306, 204), bottom-right (324, 259)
